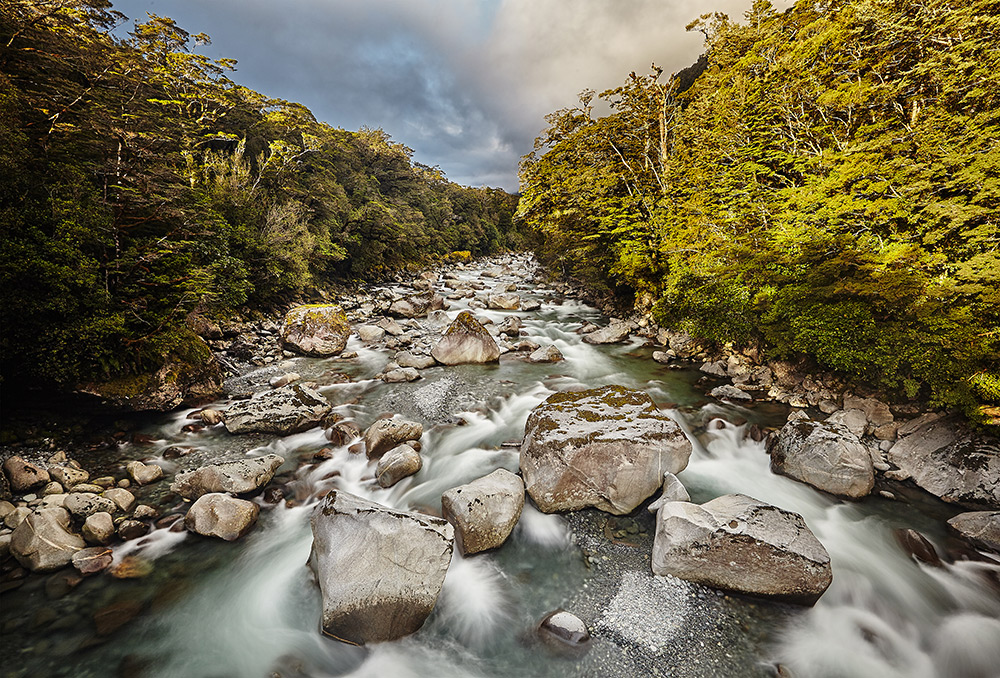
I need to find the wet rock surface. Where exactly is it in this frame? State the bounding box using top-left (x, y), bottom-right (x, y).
top-left (431, 311), bottom-right (501, 365)
top-left (223, 384), bottom-right (331, 435)
top-left (184, 493), bottom-right (260, 541)
top-left (520, 385), bottom-right (692, 514)
top-left (770, 419), bottom-right (875, 498)
top-left (308, 490), bottom-right (453, 645)
top-left (651, 494), bottom-right (832, 605)
top-left (441, 468), bottom-right (525, 555)
top-left (170, 454), bottom-right (285, 500)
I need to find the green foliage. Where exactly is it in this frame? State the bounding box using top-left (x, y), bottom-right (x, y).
top-left (520, 0), bottom-right (1000, 414)
top-left (0, 1), bottom-right (522, 391)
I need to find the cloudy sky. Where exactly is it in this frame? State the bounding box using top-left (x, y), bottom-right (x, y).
top-left (110, 0), bottom-right (790, 190)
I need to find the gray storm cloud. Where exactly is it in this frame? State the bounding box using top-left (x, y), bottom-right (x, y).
top-left (112, 0), bottom-right (791, 189)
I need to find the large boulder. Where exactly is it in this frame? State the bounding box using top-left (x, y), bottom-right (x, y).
top-left (441, 468), bottom-right (525, 555)
top-left (528, 345), bottom-right (564, 363)
top-left (308, 491), bottom-right (454, 645)
top-left (170, 454), bottom-right (285, 500)
top-left (184, 493), bottom-right (260, 541)
top-left (431, 311), bottom-right (501, 365)
top-left (887, 417), bottom-right (999, 508)
top-left (582, 323), bottom-right (631, 345)
top-left (651, 494), bottom-right (832, 605)
top-left (520, 385), bottom-right (692, 514)
top-left (10, 507), bottom-right (85, 572)
top-left (279, 305), bottom-right (350, 356)
top-left (363, 418), bottom-right (423, 459)
top-left (769, 419), bottom-right (875, 498)
top-left (224, 384), bottom-right (331, 435)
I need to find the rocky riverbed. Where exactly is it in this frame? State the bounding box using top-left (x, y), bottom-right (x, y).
top-left (1, 253), bottom-right (998, 678)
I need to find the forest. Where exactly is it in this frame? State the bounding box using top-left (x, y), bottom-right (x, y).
top-left (518, 0), bottom-right (999, 422)
top-left (0, 1), bottom-right (522, 395)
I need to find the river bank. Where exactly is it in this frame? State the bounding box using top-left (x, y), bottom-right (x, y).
top-left (1, 253), bottom-right (998, 678)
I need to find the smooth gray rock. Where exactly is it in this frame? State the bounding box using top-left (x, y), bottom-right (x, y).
top-left (520, 385), bottom-right (692, 514)
top-left (72, 546), bottom-right (114, 575)
top-left (946, 511), bottom-right (1000, 553)
top-left (224, 384), bottom-right (331, 435)
top-left (700, 361), bottom-right (728, 377)
top-left (64, 492), bottom-right (117, 519)
top-left (651, 494), bottom-right (832, 605)
top-left (184, 493), bottom-right (260, 541)
top-left (582, 323), bottom-right (630, 345)
top-left (268, 372), bottom-right (300, 389)
top-left (887, 418), bottom-right (999, 508)
top-left (826, 408), bottom-right (868, 437)
top-left (279, 304), bottom-right (350, 356)
top-left (375, 444), bottom-right (422, 488)
top-left (308, 491), bottom-right (454, 645)
top-left (126, 460), bottom-right (163, 485)
top-left (431, 311), bottom-right (501, 365)
top-left (648, 472), bottom-right (690, 513)
top-left (538, 609), bottom-right (591, 649)
top-left (843, 395), bottom-right (893, 427)
top-left (10, 507), bottom-right (85, 572)
top-left (357, 324), bottom-right (386, 343)
top-left (441, 468), bottom-right (525, 555)
top-left (388, 294), bottom-right (431, 318)
top-left (395, 351), bottom-right (436, 370)
top-left (170, 454), bottom-right (285, 500)
top-left (770, 419), bottom-right (875, 498)
top-left (364, 418), bottom-right (423, 459)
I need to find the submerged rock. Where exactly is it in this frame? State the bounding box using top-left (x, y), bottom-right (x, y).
top-left (279, 304), bottom-right (350, 356)
top-left (308, 490), bottom-right (453, 645)
top-left (770, 419), bottom-right (874, 498)
top-left (224, 384), bottom-right (331, 435)
top-left (170, 454), bottom-right (285, 500)
top-left (185, 493), bottom-right (260, 541)
top-left (10, 507), bottom-right (85, 572)
top-left (651, 494), bottom-right (832, 605)
top-left (887, 418), bottom-right (999, 509)
top-left (520, 385), bottom-right (692, 514)
top-left (430, 311), bottom-right (501, 365)
top-left (537, 609), bottom-right (591, 651)
top-left (441, 468), bottom-right (524, 555)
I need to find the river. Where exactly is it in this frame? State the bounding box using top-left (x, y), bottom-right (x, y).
top-left (2, 255), bottom-right (998, 678)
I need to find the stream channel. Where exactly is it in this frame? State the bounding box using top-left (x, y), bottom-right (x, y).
top-left (3, 255), bottom-right (999, 678)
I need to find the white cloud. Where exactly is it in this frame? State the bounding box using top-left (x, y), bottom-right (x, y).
top-left (112, 0), bottom-right (793, 189)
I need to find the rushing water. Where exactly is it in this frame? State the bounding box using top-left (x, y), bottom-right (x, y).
top-left (2, 256), bottom-right (999, 678)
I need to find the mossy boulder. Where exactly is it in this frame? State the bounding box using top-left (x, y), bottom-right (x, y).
top-left (431, 311), bottom-right (500, 365)
top-left (280, 304), bottom-right (350, 357)
top-left (520, 385), bottom-right (692, 514)
top-left (78, 331), bottom-right (222, 412)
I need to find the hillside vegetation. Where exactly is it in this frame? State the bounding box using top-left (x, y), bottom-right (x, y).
top-left (0, 1), bottom-right (521, 392)
top-left (519, 0), bottom-right (999, 420)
